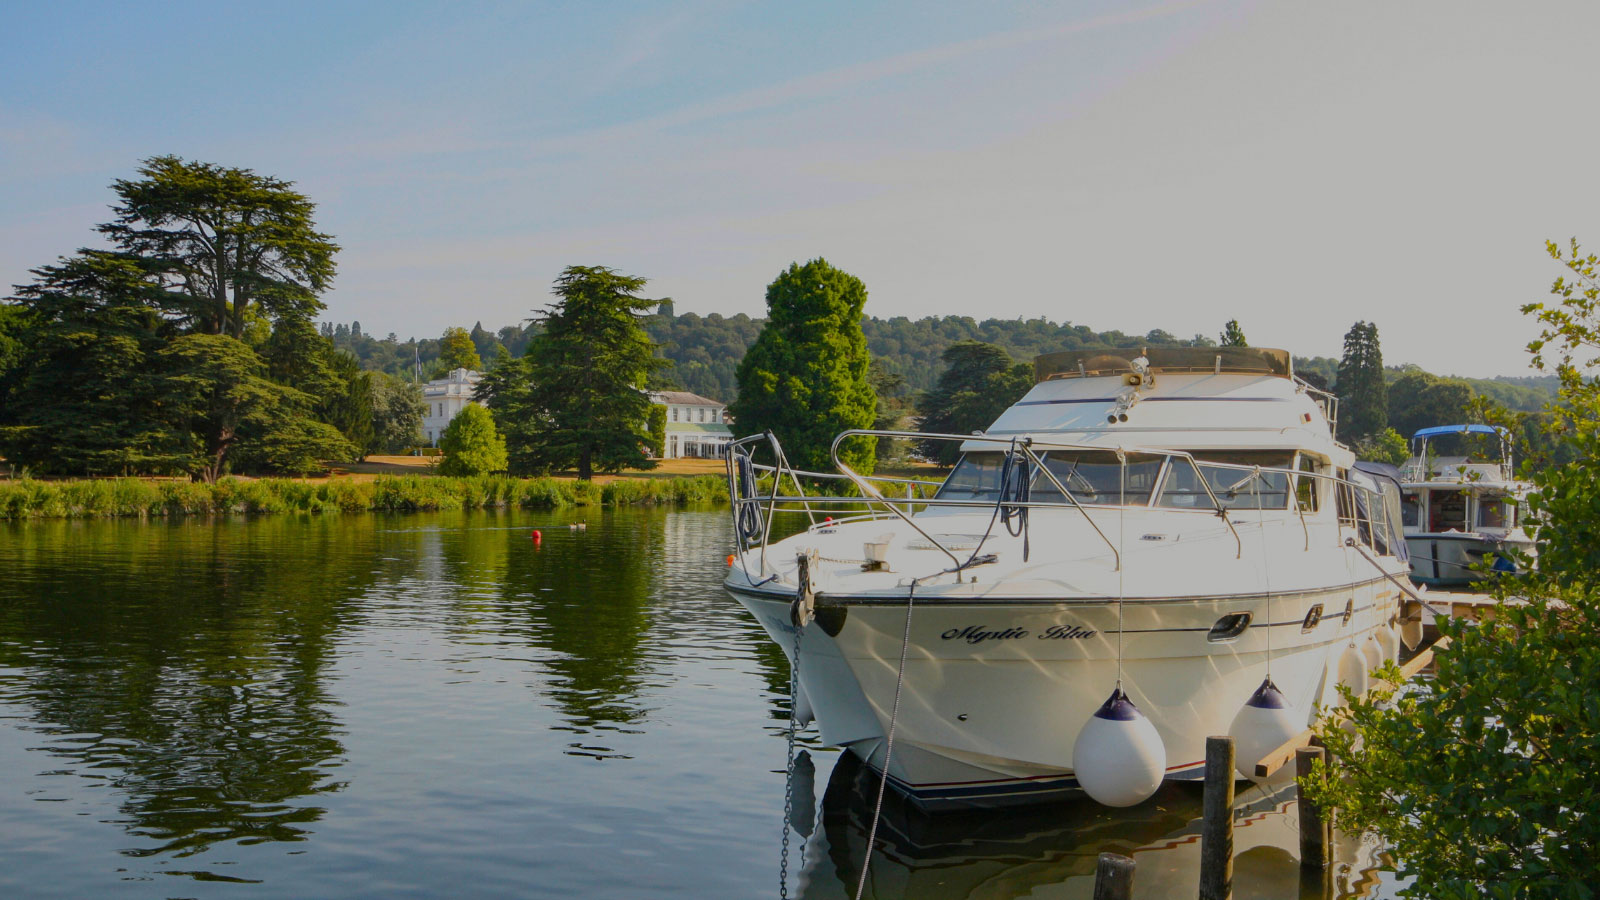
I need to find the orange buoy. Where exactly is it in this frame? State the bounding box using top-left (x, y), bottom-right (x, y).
top-left (532, 530), bottom-right (542, 544)
top-left (726, 554), bottom-right (735, 566)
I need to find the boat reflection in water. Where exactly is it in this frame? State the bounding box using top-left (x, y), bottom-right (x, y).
top-left (789, 752), bottom-right (1393, 900)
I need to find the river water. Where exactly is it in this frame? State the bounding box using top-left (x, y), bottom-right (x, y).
top-left (0, 509), bottom-right (1400, 899)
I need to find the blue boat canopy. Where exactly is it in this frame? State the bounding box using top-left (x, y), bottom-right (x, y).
top-left (1411, 424), bottom-right (1508, 440)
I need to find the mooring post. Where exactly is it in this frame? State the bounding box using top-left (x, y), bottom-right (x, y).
top-left (1297, 745), bottom-right (1331, 870)
top-left (1199, 734), bottom-right (1235, 900)
top-left (1092, 851), bottom-right (1135, 900)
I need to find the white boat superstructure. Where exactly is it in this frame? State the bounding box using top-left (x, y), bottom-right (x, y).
top-left (1398, 424), bottom-right (1535, 587)
top-left (725, 347), bottom-right (1413, 809)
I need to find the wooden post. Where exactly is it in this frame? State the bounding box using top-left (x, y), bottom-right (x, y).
top-left (1092, 852), bottom-right (1135, 900)
top-left (1297, 746), bottom-right (1331, 870)
top-left (1199, 735), bottom-right (1234, 900)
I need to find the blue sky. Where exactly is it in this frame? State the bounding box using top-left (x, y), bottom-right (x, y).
top-left (4, 0), bottom-right (1598, 377)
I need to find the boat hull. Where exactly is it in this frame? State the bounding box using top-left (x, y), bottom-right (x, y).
top-left (730, 578), bottom-right (1398, 810)
top-left (1404, 532), bottom-right (1533, 586)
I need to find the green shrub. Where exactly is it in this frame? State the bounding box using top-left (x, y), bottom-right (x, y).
top-left (437, 405), bottom-right (508, 477)
top-left (0, 472), bottom-right (728, 519)
top-left (160, 481), bottom-right (215, 515)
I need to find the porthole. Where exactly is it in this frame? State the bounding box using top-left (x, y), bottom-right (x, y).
top-left (1207, 613), bottom-right (1253, 643)
top-left (1301, 604), bottom-right (1324, 633)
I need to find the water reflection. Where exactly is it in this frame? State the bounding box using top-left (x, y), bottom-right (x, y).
top-left (0, 508), bottom-right (1396, 898)
top-left (0, 516), bottom-right (370, 862)
top-left (796, 753), bottom-right (1390, 899)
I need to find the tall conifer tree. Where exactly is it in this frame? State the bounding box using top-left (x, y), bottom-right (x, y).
top-left (1336, 320), bottom-right (1388, 442)
top-left (496, 266), bottom-right (665, 479)
top-left (731, 259), bottom-right (878, 473)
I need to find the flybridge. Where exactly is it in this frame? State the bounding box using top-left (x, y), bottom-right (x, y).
top-left (1033, 347), bottom-right (1294, 383)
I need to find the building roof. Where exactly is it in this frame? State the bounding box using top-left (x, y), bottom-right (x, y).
top-left (425, 368), bottom-right (481, 386)
top-left (651, 390), bottom-right (724, 407)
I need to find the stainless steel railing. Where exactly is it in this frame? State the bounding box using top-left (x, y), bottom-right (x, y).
top-left (726, 429), bottom-right (1401, 586)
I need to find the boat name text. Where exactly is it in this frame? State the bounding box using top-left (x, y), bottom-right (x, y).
top-left (940, 624), bottom-right (1097, 644)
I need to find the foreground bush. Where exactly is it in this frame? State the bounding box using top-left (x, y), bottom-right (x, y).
top-left (0, 474), bottom-right (727, 519)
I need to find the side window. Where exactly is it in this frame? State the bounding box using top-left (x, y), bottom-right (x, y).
top-left (1158, 452), bottom-right (1293, 509)
top-left (1477, 496), bottom-right (1507, 529)
top-left (1401, 492), bottom-right (1420, 527)
top-left (1296, 455), bottom-right (1320, 512)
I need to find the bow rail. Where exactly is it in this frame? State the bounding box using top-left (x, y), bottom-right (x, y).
top-left (726, 429), bottom-right (1401, 587)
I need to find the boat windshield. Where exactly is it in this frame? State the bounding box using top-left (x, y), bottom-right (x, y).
top-left (1031, 451), bottom-right (1163, 505)
top-left (935, 450), bottom-right (1162, 505)
top-left (936, 452), bottom-right (1010, 502)
top-left (1157, 451), bottom-right (1294, 510)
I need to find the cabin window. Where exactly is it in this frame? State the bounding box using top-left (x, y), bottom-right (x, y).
top-left (1295, 455), bottom-right (1320, 512)
top-left (1477, 495), bottom-right (1508, 529)
top-left (1401, 492), bottom-right (1421, 528)
top-left (1429, 490), bottom-right (1467, 532)
top-left (1157, 451), bottom-right (1293, 510)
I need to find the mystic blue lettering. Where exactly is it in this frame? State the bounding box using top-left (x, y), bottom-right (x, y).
top-left (940, 625), bottom-right (1029, 644)
top-left (1039, 624), bottom-right (1097, 640)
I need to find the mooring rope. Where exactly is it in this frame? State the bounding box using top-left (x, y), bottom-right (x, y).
top-left (853, 581), bottom-right (916, 900)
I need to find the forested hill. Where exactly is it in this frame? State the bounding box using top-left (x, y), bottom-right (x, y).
top-left (325, 309), bottom-right (1557, 410)
top-left (652, 312), bottom-right (1224, 399)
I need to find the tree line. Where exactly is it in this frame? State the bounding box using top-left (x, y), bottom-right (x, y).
top-left (0, 155), bottom-right (1568, 482)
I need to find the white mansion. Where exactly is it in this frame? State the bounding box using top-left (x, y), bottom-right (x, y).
top-left (652, 391), bottom-right (733, 459)
top-left (421, 368), bottom-right (482, 446)
top-left (418, 374), bottom-right (732, 457)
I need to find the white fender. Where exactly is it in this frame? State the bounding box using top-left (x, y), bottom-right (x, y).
top-left (1337, 643), bottom-right (1370, 703)
top-left (1072, 689), bottom-right (1166, 808)
top-left (1361, 634), bottom-right (1384, 672)
top-left (1229, 677), bottom-right (1302, 782)
top-left (1376, 624), bottom-right (1402, 667)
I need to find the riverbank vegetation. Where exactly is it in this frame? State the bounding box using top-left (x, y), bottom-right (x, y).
top-left (1303, 241), bottom-right (1600, 898)
top-left (0, 473), bottom-right (727, 519)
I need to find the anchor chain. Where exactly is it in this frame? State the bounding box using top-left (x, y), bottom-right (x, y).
top-left (781, 551), bottom-right (821, 898)
top-left (779, 602), bottom-right (806, 899)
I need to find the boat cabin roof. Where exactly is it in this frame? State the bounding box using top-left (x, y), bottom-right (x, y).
top-left (974, 368), bottom-right (1348, 462)
top-left (1034, 346), bottom-right (1292, 383)
top-left (1412, 423), bottom-right (1508, 440)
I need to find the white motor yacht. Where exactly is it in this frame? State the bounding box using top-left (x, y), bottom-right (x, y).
top-left (724, 347), bottom-right (1412, 809)
top-left (1398, 424), bottom-right (1536, 587)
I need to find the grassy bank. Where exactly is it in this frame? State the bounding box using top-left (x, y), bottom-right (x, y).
top-left (0, 474), bottom-right (728, 520)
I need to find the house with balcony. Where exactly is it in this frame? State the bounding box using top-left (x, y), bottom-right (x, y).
top-left (421, 368), bottom-right (482, 446)
top-left (651, 390), bottom-right (734, 459)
